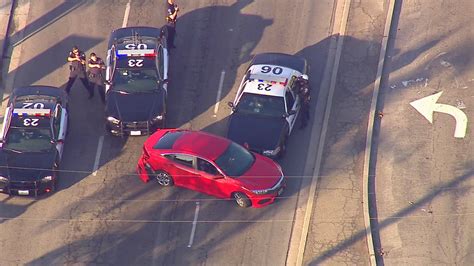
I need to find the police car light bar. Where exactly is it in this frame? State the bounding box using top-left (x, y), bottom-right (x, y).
top-left (249, 78), bottom-right (288, 86)
top-left (13, 108), bottom-right (51, 117)
top-left (249, 74), bottom-right (288, 85)
top-left (116, 49), bottom-right (156, 57)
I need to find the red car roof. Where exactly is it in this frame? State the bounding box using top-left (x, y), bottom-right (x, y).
top-left (172, 131), bottom-right (230, 161)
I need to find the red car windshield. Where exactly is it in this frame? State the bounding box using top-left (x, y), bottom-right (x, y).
top-left (215, 142), bottom-right (255, 177)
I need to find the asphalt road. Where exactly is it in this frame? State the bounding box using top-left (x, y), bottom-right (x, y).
top-left (375, 0), bottom-right (473, 265)
top-left (0, 0), bottom-right (347, 265)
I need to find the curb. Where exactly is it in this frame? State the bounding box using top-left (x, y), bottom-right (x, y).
top-left (362, 0), bottom-right (397, 265)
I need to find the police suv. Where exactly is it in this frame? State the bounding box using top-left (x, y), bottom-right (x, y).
top-left (0, 86), bottom-right (69, 196)
top-left (105, 26), bottom-right (169, 136)
top-left (227, 53), bottom-right (308, 158)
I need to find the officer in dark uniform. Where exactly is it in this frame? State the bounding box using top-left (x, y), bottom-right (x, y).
top-left (87, 53), bottom-right (106, 104)
top-left (297, 74), bottom-right (311, 129)
top-left (65, 46), bottom-right (93, 98)
top-left (294, 74), bottom-right (309, 94)
top-left (166, 0), bottom-right (179, 48)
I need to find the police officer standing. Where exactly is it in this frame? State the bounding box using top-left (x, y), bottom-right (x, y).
top-left (297, 74), bottom-right (311, 129)
top-left (165, 0), bottom-right (179, 48)
top-left (65, 46), bottom-right (93, 98)
top-left (88, 53), bottom-right (106, 104)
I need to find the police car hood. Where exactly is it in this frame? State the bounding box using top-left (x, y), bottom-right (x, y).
top-left (227, 112), bottom-right (286, 152)
top-left (106, 90), bottom-right (163, 122)
top-left (0, 149), bottom-right (55, 181)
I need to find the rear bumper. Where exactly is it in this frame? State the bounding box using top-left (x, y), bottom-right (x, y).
top-left (136, 156), bottom-right (153, 183)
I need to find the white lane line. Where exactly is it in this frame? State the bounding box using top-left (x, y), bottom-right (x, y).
top-left (92, 135), bottom-right (104, 176)
top-left (294, 0), bottom-right (352, 265)
top-left (213, 70), bottom-right (226, 117)
top-left (122, 1), bottom-right (131, 28)
top-left (187, 202), bottom-right (200, 247)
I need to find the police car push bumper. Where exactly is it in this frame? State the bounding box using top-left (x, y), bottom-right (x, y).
top-left (0, 175), bottom-right (56, 196)
top-left (106, 115), bottom-right (164, 136)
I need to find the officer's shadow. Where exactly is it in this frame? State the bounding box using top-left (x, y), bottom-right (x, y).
top-left (165, 0), bottom-right (272, 130)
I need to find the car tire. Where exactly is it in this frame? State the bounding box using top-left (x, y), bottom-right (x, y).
top-left (155, 170), bottom-right (174, 187)
top-left (233, 192), bottom-right (251, 208)
top-left (278, 137), bottom-right (287, 159)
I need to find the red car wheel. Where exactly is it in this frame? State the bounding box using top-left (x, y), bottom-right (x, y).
top-left (233, 192), bottom-right (251, 208)
top-left (155, 170), bottom-right (174, 187)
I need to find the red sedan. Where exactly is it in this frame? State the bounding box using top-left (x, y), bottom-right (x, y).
top-left (137, 129), bottom-right (285, 208)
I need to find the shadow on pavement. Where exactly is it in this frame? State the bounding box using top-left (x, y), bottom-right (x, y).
top-left (166, 0), bottom-right (272, 128)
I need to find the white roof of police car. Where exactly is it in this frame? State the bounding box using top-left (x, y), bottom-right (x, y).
top-left (241, 64), bottom-right (299, 98)
top-left (248, 64), bottom-right (299, 82)
top-left (241, 79), bottom-right (286, 97)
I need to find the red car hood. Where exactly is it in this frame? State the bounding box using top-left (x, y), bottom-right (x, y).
top-left (237, 154), bottom-right (283, 190)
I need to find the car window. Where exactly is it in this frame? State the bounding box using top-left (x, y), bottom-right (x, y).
top-left (154, 131), bottom-right (185, 149)
top-left (285, 90), bottom-right (295, 112)
top-left (197, 158), bottom-right (219, 175)
top-left (236, 92), bottom-right (286, 117)
top-left (4, 127), bottom-right (53, 152)
top-left (112, 68), bottom-right (158, 93)
top-left (165, 154), bottom-right (194, 168)
top-left (215, 142), bottom-right (255, 177)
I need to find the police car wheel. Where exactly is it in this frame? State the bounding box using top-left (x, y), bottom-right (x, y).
top-left (233, 192), bottom-right (251, 208)
top-left (278, 138), bottom-right (287, 159)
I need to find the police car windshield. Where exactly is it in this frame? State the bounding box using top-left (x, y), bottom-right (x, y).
top-left (112, 68), bottom-right (158, 93)
top-left (4, 127), bottom-right (53, 153)
top-left (236, 93), bottom-right (286, 117)
top-left (215, 142), bottom-right (255, 177)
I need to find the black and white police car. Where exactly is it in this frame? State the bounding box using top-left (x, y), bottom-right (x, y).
top-left (105, 26), bottom-right (169, 136)
top-left (0, 86), bottom-right (69, 196)
top-left (227, 53), bottom-right (308, 158)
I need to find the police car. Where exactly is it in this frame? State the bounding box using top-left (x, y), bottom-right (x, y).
top-left (0, 86), bottom-right (69, 196)
top-left (227, 53), bottom-right (308, 158)
top-left (105, 26), bottom-right (169, 136)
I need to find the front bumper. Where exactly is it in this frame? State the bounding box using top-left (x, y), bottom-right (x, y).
top-left (0, 179), bottom-right (55, 196)
top-left (247, 178), bottom-right (287, 208)
top-left (106, 119), bottom-right (164, 136)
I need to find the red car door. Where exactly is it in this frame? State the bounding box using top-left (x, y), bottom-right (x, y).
top-left (163, 154), bottom-right (201, 191)
top-left (194, 158), bottom-right (232, 198)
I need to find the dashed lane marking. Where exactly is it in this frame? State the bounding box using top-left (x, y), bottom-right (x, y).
top-left (92, 135), bottom-right (104, 176)
top-left (122, 0), bottom-right (131, 28)
top-left (188, 201), bottom-right (200, 247)
top-left (213, 70), bottom-right (226, 117)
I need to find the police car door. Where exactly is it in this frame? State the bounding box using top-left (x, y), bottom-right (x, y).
top-left (285, 88), bottom-right (298, 133)
top-left (0, 104), bottom-right (12, 144)
top-left (157, 44), bottom-right (169, 93)
top-left (159, 44), bottom-right (169, 82)
top-left (54, 104), bottom-right (67, 159)
top-left (105, 46), bottom-right (116, 92)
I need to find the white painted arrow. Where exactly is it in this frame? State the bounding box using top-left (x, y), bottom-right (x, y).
top-left (410, 91), bottom-right (468, 138)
